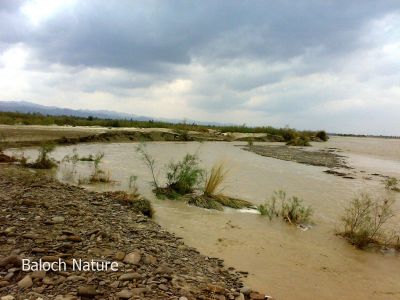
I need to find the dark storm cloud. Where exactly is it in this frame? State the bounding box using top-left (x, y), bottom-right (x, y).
top-left (0, 0), bottom-right (398, 73)
top-left (1, 0), bottom-right (399, 134)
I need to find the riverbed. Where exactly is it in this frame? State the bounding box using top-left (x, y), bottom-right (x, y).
top-left (7, 136), bottom-right (400, 300)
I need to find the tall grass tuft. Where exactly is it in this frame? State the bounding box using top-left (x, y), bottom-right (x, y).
top-left (189, 161), bottom-right (253, 210)
top-left (204, 162), bottom-right (228, 196)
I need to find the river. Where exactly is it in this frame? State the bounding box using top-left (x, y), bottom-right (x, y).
top-left (7, 136), bottom-right (400, 300)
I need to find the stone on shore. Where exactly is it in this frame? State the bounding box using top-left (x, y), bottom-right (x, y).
top-left (123, 250), bottom-right (141, 264)
top-left (17, 275), bottom-right (33, 289)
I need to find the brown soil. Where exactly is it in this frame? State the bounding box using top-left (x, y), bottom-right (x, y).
top-left (0, 152), bottom-right (16, 163)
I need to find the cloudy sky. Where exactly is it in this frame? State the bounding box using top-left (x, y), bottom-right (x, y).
top-left (0, 0), bottom-right (399, 135)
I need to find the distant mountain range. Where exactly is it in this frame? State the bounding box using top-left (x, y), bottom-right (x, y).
top-left (0, 101), bottom-right (221, 125)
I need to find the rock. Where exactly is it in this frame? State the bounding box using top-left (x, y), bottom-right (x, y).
top-left (42, 277), bottom-right (54, 285)
top-left (66, 235), bottom-right (82, 242)
top-left (250, 292), bottom-right (265, 299)
top-left (52, 216), bottom-right (65, 223)
top-left (41, 255), bottom-right (61, 262)
top-left (155, 265), bottom-right (173, 275)
top-left (77, 285), bottom-right (98, 297)
top-left (144, 254), bottom-right (157, 265)
top-left (0, 280), bottom-right (9, 287)
top-left (158, 283), bottom-right (169, 291)
top-left (179, 297), bottom-right (189, 300)
top-left (123, 250), bottom-right (141, 265)
top-left (4, 272), bottom-right (14, 280)
top-left (21, 199), bottom-right (36, 206)
top-left (0, 255), bottom-right (21, 267)
top-left (1, 296), bottom-right (15, 300)
top-left (54, 295), bottom-right (77, 300)
top-left (4, 227), bottom-right (16, 233)
top-left (207, 283), bottom-right (225, 294)
top-left (132, 287), bottom-right (149, 295)
top-left (110, 281), bottom-right (120, 288)
top-left (235, 293), bottom-right (245, 300)
top-left (31, 270), bottom-right (46, 279)
top-left (240, 286), bottom-right (252, 295)
top-left (116, 290), bottom-right (133, 299)
top-left (32, 286), bottom-right (46, 294)
top-left (119, 272), bottom-right (141, 281)
top-left (114, 251), bottom-right (125, 261)
top-left (18, 275), bottom-right (33, 289)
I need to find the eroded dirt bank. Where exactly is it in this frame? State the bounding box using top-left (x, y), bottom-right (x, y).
top-left (0, 165), bottom-right (266, 299)
top-left (0, 124), bottom-right (282, 149)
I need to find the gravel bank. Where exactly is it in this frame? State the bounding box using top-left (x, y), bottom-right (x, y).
top-left (0, 165), bottom-right (268, 299)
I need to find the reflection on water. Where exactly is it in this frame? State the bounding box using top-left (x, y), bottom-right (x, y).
top-left (7, 137), bottom-right (400, 300)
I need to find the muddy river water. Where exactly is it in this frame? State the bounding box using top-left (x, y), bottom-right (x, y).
top-left (8, 136), bottom-right (400, 300)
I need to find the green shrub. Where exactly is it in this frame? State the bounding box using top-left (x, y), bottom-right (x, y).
top-left (102, 191), bottom-right (154, 218)
top-left (165, 153), bottom-right (204, 195)
top-left (258, 190), bottom-right (313, 224)
top-left (281, 196), bottom-right (313, 224)
top-left (28, 143), bottom-right (57, 169)
top-left (316, 130), bottom-right (329, 141)
top-left (89, 152), bottom-right (111, 183)
top-left (175, 129), bottom-right (192, 141)
top-left (339, 193), bottom-right (395, 249)
top-left (385, 177), bottom-right (400, 192)
top-left (282, 129), bottom-right (297, 142)
top-left (286, 136), bottom-right (311, 146)
top-left (257, 196), bottom-right (277, 220)
top-left (136, 143), bottom-right (159, 189)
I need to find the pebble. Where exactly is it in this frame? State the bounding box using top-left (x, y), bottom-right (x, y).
top-left (116, 290), bottom-right (133, 299)
top-left (31, 270), bottom-right (46, 279)
top-left (158, 283), bottom-right (169, 291)
top-left (52, 216), bottom-right (65, 223)
top-left (249, 292), bottom-right (265, 299)
top-left (235, 293), bottom-right (245, 300)
top-left (17, 275), bottom-right (33, 289)
top-left (114, 251), bottom-right (125, 261)
top-left (207, 283), bottom-right (225, 294)
top-left (119, 272), bottom-right (141, 281)
top-left (240, 286), bottom-right (252, 295)
top-left (123, 250), bottom-right (141, 265)
top-left (77, 285), bottom-right (98, 297)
